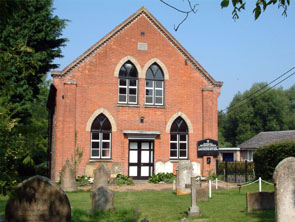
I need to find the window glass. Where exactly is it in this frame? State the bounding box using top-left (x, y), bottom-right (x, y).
top-left (155, 97), bottom-right (162, 104)
top-left (92, 142), bottom-right (100, 149)
top-left (145, 97), bottom-right (152, 104)
top-left (146, 89), bottom-right (153, 96)
top-left (170, 150), bottom-right (177, 157)
top-left (91, 114), bottom-right (111, 159)
top-left (129, 88), bottom-right (137, 95)
top-left (92, 150), bottom-right (99, 157)
top-left (146, 80), bottom-right (153, 87)
top-left (92, 132), bottom-right (100, 140)
top-left (102, 150), bottom-right (110, 157)
top-left (119, 79), bottom-right (127, 86)
top-left (129, 95), bottom-right (136, 103)
top-left (170, 117), bottom-right (188, 159)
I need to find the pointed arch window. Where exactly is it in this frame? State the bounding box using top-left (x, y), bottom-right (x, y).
top-left (145, 63), bottom-right (164, 105)
top-left (91, 114), bottom-right (112, 159)
top-left (118, 61), bottom-right (138, 104)
top-left (170, 117), bottom-right (188, 159)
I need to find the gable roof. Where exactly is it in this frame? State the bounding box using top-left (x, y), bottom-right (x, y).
top-left (239, 130), bottom-right (295, 150)
top-left (51, 7), bottom-right (223, 88)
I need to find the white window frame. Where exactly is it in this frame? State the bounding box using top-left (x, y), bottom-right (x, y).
top-left (91, 132), bottom-right (111, 159)
top-left (118, 78), bottom-right (138, 104)
top-left (170, 134), bottom-right (188, 159)
top-left (247, 150), bottom-right (253, 162)
top-left (145, 80), bottom-right (164, 105)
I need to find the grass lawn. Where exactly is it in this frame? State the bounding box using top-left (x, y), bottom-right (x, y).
top-left (0, 182), bottom-right (275, 222)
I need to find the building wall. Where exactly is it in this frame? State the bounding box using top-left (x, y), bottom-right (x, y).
top-left (51, 14), bottom-right (220, 181)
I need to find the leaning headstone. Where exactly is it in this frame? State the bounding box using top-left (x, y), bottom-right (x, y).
top-left (187, 177), bottom-right (201, 217)
top-left (91, 186), bottom-right (114, 211)
top-left (246, 192), bottom-right (274, 213)
top-left (176, 160), bottom-right (193, 195)
top-left (5, 175), bottom-right (71, 222)
top-left (273, 157), bottom-right (295, 222)
top-left (196, 183), bottom-right (208, 202)
top-left (92, 163), bottom-right (111, 191)
top-left (61, 160), bottom-right (77, 191)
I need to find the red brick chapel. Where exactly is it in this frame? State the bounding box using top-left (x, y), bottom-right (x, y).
top-left (47, 7), bottom-right (223, 181)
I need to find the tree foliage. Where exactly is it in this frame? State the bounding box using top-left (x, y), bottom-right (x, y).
top-left (219, 83), bottom-right (295, 147)
top-left (0, 0), bottom-right (66, 193)
top-left (0, 0), bottom-right (66, 120)
top-left (221, 0), bottom-right (291, 20)
top-left (254, 140), bottom-right (295, 180)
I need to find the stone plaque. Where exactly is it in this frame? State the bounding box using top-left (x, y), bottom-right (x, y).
top-left (5, 175), bottom-right (71, 222)
top-left (61, 160), bottom-right (77, 192)
top-left (273, 157), bottom-right (295, 222)
top-left (246, 192), bottom-right (274, 213)
top-left (138, 42), bottom-right (148, 51)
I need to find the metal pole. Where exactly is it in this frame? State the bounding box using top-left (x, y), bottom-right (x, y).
top-left (216, 178), bottom-right (218, 190)
top-left (209, 180), bottom-right (212, 198)
top-left (259, 177), bottom-right (262, 192)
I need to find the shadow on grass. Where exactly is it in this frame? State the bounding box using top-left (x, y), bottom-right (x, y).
top-left (72, 208), bottom-right (140, 222)
top-left (245, 210), bottom-right (275, 222)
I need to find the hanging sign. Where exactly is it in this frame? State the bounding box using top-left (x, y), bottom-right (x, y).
top-left (197, 138), bottom-right (219, 157)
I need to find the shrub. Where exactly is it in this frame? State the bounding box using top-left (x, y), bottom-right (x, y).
top-left (76, 175), bottom-right (93, 186)
top-left (254, 140), bottom-right (295, 180)
top-left (108, 174), bottom-right (134, 186)
top-left (148, 173), bottom-right (176, 184)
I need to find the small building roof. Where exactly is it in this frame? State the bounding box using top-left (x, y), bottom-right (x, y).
top-left (239, 130), bottom-right (295, 150)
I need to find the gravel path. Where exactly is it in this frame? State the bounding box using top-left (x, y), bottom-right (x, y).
top-left (78, 180), bottom-right (237, 192)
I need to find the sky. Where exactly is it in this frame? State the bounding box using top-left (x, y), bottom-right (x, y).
top-left (52, 0), bottom-right (295, 111)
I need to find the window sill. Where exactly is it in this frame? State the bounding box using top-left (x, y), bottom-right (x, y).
top-left (169, 159), bottom-right (188, 162)
top-left (144, 105), bottom-right (166, 109)
top-left (117, 104), bottom-right (140, 108)
top-left (89, 159), bottom-right (113, 162)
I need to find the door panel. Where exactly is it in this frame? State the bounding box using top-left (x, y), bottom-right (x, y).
top-left (128, 141), bottom-right (154, 179)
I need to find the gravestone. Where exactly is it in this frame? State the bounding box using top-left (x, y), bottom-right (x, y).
top-left (187, 177), bottom-right (201, 217)
top-left (196, 184), bottom-right (208, 202)
top-left (5, 175), bottom-right (71, 222)
top-left (91, 186), bottom-right (114, 212)
top-left (273, 157), bottom-right (295, 222)
top-left (246, 192), bottom-right (274, 213)
top-left (92, 163), bottom-right (111, 191)
top-left (111, 162), bottom-right (123, 178)
top-left (176, 160), bottom-right (193, 195)
top-left (61, 160), bottom-right (77, 192)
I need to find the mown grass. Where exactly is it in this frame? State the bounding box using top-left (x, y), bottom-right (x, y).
top-left (0, 182), bottom-right (275, 222)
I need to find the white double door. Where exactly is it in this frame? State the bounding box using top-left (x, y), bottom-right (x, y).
top-left (128, 141), bottom-right (154, 179)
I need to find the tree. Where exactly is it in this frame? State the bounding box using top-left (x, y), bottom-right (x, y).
top-left (0, 0), bottom-right (67, 193)
top-left (0, 0), bottom-right (67, 121)
top-left (220, 83), bottom-right (293, 146)
top-left (160, 0), bottom-right (292, 31)
top-left (221, 0), bottom-right (291, 20)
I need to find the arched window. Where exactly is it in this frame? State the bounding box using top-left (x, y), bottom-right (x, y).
top-left (91, 114), bottom-right (112, 159)
top-left (118, 61), bottom-right (138, 104)
top-left (145, 63), bottom-right (164, 105)
top-left (170, 117), bottom-right (188, 159)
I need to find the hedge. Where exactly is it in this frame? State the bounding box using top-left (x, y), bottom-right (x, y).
top-left (254, 140), bottom-right (295, 180)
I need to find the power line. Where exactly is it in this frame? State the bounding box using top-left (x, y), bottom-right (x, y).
top-left (221, 67), bottom-right (295, 113)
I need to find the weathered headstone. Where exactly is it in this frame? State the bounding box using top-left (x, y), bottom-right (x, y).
top-left (196, 184), bottom-right (208, 202)
top-left (246, 192), bottom-right (274, 213)
top-left (273, 157), bottom-right (295, 222)
top-left (92, 163), bottom-right (111, 191)
top-left (5, 175), bottom-right (71, 222)
top-left (61, 160), bottom-right (77, 191)
top-left (111, 162), bottom-right (123, 178)
top-left (187, 177), bottom-right (201, 217)
top-left (176, 160), bottom-right (193, 195)
top-left (91, 186), bottom-right (114, 211)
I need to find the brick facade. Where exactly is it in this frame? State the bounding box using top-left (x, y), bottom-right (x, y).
top-left (48, 7), bottom-right (222, 181)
